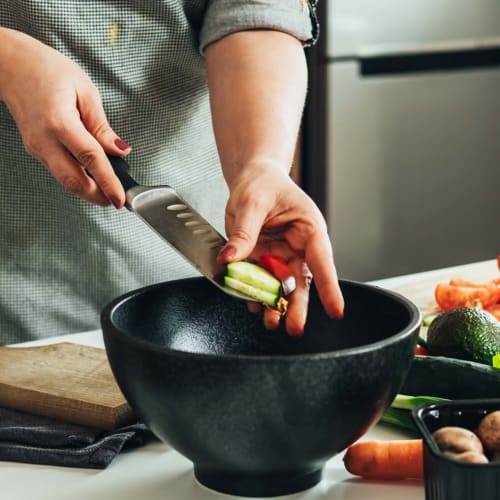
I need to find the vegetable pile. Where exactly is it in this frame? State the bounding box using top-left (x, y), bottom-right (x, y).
top-left (343, 258), bottom-right (500, 482)
top-left (343, 395), bottom-right (442, 480)
top-left (434, 255), bottom-right (500, 321)
top-left (419, 255), bottom-right (500, 367)
top-left (432, 411), bottom-right (500, 464)
top-left (344, 406), bottom-right (500, 479)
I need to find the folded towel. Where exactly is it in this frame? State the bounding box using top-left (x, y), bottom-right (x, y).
top-left (0, 407), bottom-right (157, 469)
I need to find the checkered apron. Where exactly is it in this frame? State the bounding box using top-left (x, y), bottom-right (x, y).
top-left (0, 0), bottom-right (317, 343)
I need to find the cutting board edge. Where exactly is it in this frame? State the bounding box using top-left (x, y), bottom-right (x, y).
top-left (0, 383), bottom-right (134, 431)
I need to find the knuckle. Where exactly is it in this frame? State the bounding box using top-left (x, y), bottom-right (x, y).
top-left (230, 228), bottom-right (253, 244)
top-left (76, 149), bottom-right (99, 168)
top-left (92, 120), bottom-right (112, 138)
top-left (45, 115), bottom-right (66, 135)
top-left (62, 175), bottom-right (83, 196)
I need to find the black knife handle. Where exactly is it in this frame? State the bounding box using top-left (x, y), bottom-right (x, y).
top-left (107, 154), bottom-right (139, 192)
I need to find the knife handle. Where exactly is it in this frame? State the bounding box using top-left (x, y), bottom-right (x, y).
top-left (107, 154), bottom-right (139, 192)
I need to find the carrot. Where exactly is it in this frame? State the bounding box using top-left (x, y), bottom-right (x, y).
top-left (343, 439), bottom-right (423, 480)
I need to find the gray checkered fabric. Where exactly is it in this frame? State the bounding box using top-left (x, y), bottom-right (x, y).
top-left (0, 0), bottom-right (317, 344)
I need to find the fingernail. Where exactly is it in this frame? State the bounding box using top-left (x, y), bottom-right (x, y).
top-left (114, 138), bottom-right (131, 151)
top-left (109, 195), bottom-right (121, 209)
top-left (217, 245), bottom-right (237, 260)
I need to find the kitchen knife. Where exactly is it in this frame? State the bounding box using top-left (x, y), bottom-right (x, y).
top-left (107, 155), bottom-right (257, 302)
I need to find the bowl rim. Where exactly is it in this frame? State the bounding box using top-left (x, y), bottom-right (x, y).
top-left (101, 278), bottom-right (422, 361)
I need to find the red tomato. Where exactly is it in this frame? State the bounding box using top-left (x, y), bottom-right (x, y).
top-left (415, 345), bottom-right (429, 355)
top-left (485, 304), bottom-right (500, 322)
top-left (434, 283), bottom-right (496, 311)
top-left (259, 255), bottom-right (296, 295)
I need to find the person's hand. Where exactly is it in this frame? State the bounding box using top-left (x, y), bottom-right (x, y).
top-left (217, 167), bottom-right (344, 336)
top-left (0, 28), bottom-right (129, 207)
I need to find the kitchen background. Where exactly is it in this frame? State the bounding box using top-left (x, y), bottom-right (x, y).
top-left (302, 0), bottom-right (500, 282)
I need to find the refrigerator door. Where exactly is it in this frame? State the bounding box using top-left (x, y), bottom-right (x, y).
top-left (325, 60), bottom-right (500, 281)
top-left (328, 0), bottom-right (500, 57)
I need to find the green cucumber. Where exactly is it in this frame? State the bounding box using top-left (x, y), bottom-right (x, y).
top-left (226, 261), bottom-right (281, 296)
top-left (224, 276), bottom-right (280, 308)
top-left (401, 355), bottom-right (500, 399)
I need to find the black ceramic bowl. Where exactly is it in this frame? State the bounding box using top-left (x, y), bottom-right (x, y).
top-left (101, 278), bottom-right (421, 497)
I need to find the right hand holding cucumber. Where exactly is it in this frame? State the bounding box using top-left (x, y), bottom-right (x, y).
top-left (218, 169), bottom-right (345, 336)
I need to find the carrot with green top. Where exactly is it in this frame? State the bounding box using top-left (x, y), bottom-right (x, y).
top-left (343, 439), bottom-right (424, 480)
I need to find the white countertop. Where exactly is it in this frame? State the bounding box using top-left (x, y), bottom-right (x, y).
top-left (1, 260), bottom-right (498, 500)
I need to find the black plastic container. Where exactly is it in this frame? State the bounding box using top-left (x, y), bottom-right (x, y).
top-left (412, 399), bottom-right (500, 500)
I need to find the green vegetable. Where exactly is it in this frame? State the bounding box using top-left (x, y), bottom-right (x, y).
top-left (401, 354), bottom-right (500, 399)
top-left (390, 394), bottom-right (448, 410)
top-left (379, 394), bottom-right (448, 433)
top-left (417, 336), bottom-right (428, 348)
top-left (224, 276), bottom-right (281, 308)
top-left (224, 261), bottom-right (288, 314)
top-left (426, 307), bottom-right (500, 365)
top-left (492, 354), bottom-right (500, 369)
top-left (422, 314), bottom-right (437, 327)
top-left (226, 261), bottom-right (281, 296)
top-left (380, 407), bottom-right (417, 433)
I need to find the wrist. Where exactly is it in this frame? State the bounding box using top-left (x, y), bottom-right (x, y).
top-left (223, 157), bottom-right (291, 190)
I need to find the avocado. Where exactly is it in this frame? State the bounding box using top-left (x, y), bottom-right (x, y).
top-left (427, 307), bottom-right (500, 366)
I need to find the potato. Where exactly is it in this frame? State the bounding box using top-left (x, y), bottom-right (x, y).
top-left (432, 426), bottom-right (484, 455)
top-left (449, 451), bottom-right (489, 464)
top-left (477, 411), bottom-right (500, 453)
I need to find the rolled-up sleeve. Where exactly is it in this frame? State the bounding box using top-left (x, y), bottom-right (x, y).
top-left (199, 0), bottom-right (319, 53)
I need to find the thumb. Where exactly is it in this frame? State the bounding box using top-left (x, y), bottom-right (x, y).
top-left (218, 209), bottom-right (266, 263)
top-left (78, 89), bottom-right (131, 155)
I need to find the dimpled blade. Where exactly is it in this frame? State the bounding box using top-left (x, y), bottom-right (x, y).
top-left (125, 185), bottom-right (257, 302)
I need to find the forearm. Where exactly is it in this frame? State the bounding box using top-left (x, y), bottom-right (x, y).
top-left (205, 30), bottom-right (308, 187)
top-left (0, 28), bottom-right (29, 101)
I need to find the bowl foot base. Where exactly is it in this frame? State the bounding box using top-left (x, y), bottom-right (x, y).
top-left (194, 466), bottom-right (323, 497)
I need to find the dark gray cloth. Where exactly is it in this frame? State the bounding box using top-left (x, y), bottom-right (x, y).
top-left (0, 407), bottom-right (157, 469)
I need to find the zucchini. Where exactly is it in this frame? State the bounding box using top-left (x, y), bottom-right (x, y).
top-left (226, 261), bottom-right (281, 296)
top-left (401, 355), bottom-right (500, 399)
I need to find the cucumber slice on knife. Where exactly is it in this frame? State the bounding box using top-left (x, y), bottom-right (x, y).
top-left (224, 276), bottom-right (280, 307)
top-left (224, 261), bottom-right (288, 314)
top-left (226, 261), bottom-right (282, 296)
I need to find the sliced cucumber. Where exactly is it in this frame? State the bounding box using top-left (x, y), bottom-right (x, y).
top-left (226, 261), bottom-right (281, 296)
top-left (224, 276), bottom-right (279, 307)
top-left (224, 276), bottom-right (288, 314)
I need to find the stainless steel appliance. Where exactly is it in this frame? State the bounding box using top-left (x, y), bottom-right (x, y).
top-left (305, 0), bottom-right (500, 281)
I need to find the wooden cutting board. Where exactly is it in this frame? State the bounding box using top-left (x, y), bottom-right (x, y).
top-left (0, 342), bottom-right (135, 430)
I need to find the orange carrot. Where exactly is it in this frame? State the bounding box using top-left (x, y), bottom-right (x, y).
top-left (343, 439), bottom-right (423, 480)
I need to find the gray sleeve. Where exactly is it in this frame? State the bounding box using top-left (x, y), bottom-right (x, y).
top-left (199, 0), bottom-right (319, 53)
